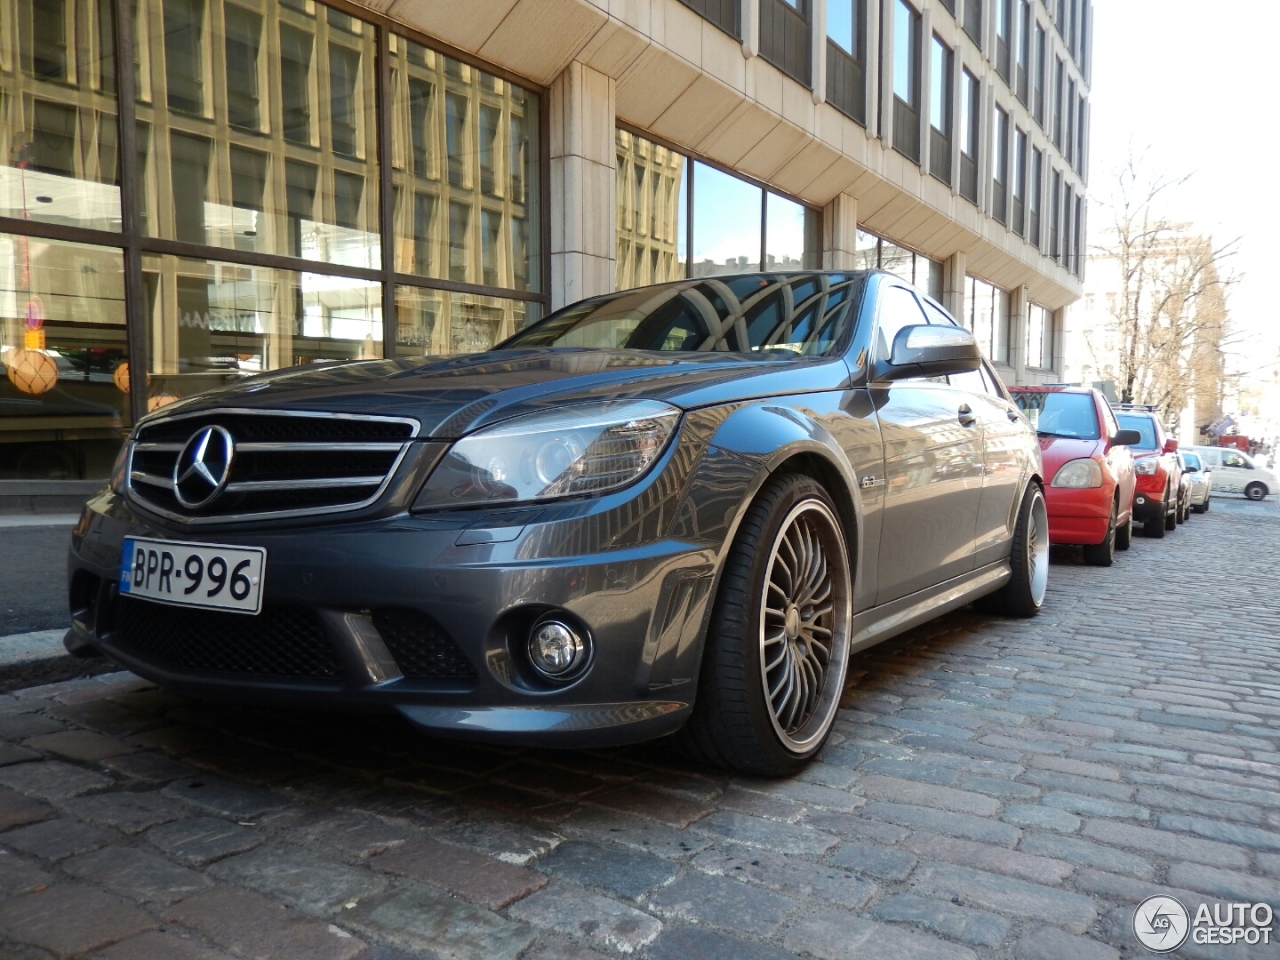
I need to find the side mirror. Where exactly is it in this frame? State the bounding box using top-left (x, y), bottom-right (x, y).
top-left (876, 324), bottom-right (982, 382)
top-left (1163, 438), bottom-right (1178, 453)
top-left (1111, 429), bottom-right (1142, 447)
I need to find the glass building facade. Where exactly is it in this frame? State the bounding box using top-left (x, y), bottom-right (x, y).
top-left (1, 0), bottom-right (543, 479)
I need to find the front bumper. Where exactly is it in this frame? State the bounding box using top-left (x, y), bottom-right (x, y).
top-left (66, 468), bottom-right (734, 748)
top-left (1131, 491), bottom-right (1167, 524)
top-left (1044, 487), bottom-right (1111, 546)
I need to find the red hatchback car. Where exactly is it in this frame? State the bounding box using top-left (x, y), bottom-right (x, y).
top-left (1008, 387), bottom-right (1141, 566)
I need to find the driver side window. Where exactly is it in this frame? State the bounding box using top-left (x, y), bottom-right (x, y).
top-left (1223, 451), bottom-right (1246, 468)
top-left (875, 285), bottom-right (929, 363)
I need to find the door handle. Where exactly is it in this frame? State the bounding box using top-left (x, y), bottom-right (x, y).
top-left (958, 405), bottom-right (977, 427)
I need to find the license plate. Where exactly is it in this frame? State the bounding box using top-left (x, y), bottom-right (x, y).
top-left (120, 538), bottom-right (266, 615)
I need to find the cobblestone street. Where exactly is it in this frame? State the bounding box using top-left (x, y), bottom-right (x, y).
top-left (2, 496), bottom-right (1278, 960)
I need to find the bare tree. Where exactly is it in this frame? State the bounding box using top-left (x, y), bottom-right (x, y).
top-left (1093, 152), bottom-right (1240, 430)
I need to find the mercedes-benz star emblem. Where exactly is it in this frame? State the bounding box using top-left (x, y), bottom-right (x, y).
top-left (172, 425), bottom-right (235, 509)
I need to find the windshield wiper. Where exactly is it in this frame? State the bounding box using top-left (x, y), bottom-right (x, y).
top-left (1036, 429), bottom-right (1085, 439)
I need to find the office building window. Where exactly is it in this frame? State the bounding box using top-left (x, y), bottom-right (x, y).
top-left (615, 130), bottom-right (818, 290)
top-left (1065, 78), bottom-right (1076, 165)
top-left (1029, 147), bottom-right (1043, 249)
top-left (964, 275), bottom-right (1010, 363)
top-left (929, 35), bottom-right (953, 185)
top-left (892, 0), bottom-right (922, 163)
top-left (1076, 94), bottom-right (1087, 175)
top-left (1015, 0), bottom-right (1031, 103)
top-left (1050, 169), bottom-right (1062, 262)
top-left (1053, 57), bottom-right (1065, 148)
top-left (857, 229), bottom-right (943, 301)
top-left (676, 0), bottom-right (741, 40)
top-left (962, 0), bottom-right (982, 47)
top-left (1034, 24), bottom-right (1046, 126)
top-left (1012, 127), bottom-right (1026, 236)
top-left (959, 69), bottom-right (980, 203)
top-left (996, 0), bottom-right (1012, 81)
top-left (0, 0), bottom-right (548, 481)
top-left (992, 105), bottom-right (1009, 225)
top-left (1027, 302), bottom-right (1054, 369)
top-left (1074, 194), bottom-right (1085, 277)
top-left (826, 0), bottom-right (867, 125)
top-left (760, 0), bottom-right (812, 87)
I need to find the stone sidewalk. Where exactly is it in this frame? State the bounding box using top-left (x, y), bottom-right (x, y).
top-left (1, 497), bottom-right (1278, 959)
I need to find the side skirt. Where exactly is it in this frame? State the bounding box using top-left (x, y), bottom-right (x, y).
top-left (849, 560), bottom-right (1012, 656)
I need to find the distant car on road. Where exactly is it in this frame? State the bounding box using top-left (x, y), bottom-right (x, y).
top-left (1114, 406), bottom-right (1183, 538)
top-left (1178, 451), bottom-right (1212, 513)
top-left (1186, 446), bottom-right (1275, 501)
top-left (1009, 386), bottom-right (1139, 566)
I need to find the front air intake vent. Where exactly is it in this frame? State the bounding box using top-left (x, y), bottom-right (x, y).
top-left (126, 408), bottom-right (418, 523)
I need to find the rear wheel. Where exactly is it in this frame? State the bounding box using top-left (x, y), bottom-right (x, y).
top-left (1115, 511), bottom-right (1133, 550)
top-left (1083, 504), bottom-right (1116, 567)
top-left (1145, 502), bottom-right (1167, 539)
top-left (977, 484), bottom-right (1048, 617)
top-left (1202, 496), bottom-right (1210, 512)
top-left (1245, 482), bottom-right (1267, 501)
top-left (677, 474), bottom-right (853, 776)
top-left (1165, 495), bottom-right (1178, 531)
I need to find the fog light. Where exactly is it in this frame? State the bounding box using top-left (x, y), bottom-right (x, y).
top-left (1136, 496), bottom-right (1146, 505)
top-left (528, 620), bottom-right (586, 678)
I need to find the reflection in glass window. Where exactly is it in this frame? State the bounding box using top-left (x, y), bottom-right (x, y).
top-left (141, 254), bottom-right (382, 403)
top-left (135, 0), bottom-right (380, 267)
top-left (1027, 302), bottom-right (1053, 368)
top-left (893, 0), bottom-right (919, 106)
top-left (506, 274), bottom-right (860, 357)
top-left (615, 130), bottom-right (686, 290)
top-left (395, 286), bottom-right (537, 355)
top-left (766, 193), bottom-right (819, 270)
top-left (1, 235), bottom-right (129, 479)
top-left (389, 36), bottom-right (540, 291)
top-left (854, 230), bottom-right (879, 271)
top-left (692, 162), bottom-right (762, 277)
top-left (0, 0), bottom-right (122, 231)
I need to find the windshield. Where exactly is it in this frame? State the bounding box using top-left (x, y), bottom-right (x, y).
top-left (1182, 453), bottom-right (1202, 470)
top-left (1012, 391), bottom-right (1100, 440)
top-left (501, 273), bottom-right (865, 356)
top-left (1116, 413), bottom-right (1159, 450)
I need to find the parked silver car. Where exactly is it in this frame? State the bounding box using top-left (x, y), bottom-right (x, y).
top-left (1178, 451), bottom-right (1213, 513)
top-left (68, 271), bottom-right (1047, 775)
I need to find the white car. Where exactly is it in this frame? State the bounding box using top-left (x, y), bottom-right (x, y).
top-left (1178, 451), bottom-right (1213, 512)
top-left (1186, 446), bottom-right (1276, 501)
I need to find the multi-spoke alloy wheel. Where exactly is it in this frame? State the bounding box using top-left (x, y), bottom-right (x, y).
top-left (678, 474), bottom-right (853, 775)
top-left (759, 499), bottom-right (852, 753)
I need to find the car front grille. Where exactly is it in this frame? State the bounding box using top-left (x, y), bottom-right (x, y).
top-left (126, 409), bottom-right (418, 522)
top-left (373, 608), bottom-right (478, 680)
top-left (113, 596), bottom-right (344, 680)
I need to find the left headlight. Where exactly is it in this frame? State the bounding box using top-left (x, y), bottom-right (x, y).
top-left (414, 400), bottom-right (681, 509)
top-left (1051, 457), bottom-right (1103, 488)
top-left (110, 441), bottom-right (131, 494)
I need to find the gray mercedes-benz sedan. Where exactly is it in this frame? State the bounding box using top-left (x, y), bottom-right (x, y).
top-left (66, 270), bottom-right (1046, 775)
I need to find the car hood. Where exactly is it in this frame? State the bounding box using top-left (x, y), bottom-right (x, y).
top-left (1038, 435), bottom-right (1103, 474)
top-left (141, 348), bottom-right (853, 439)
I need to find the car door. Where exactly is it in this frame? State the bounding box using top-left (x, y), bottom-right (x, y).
top-left (869, 283), bottom-right (986, 604)
top-left (946, 360), bottom-right (1029, 569)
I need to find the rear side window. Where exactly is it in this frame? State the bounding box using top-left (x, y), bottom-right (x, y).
top-left (1115, 414), bottom-right (1158, 450)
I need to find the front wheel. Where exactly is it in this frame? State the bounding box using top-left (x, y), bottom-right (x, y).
top-left (978, 484), bottom-right (1048, 617)
top-left (1115, 511), bottom-right (1133, 550)
top-left (677, 474), bottom-right (853, 776)
top-left (1202, 496), bottom-right (1210, 512)
top-left (1083, 504), bottom-right (1116, 567)
top-left (1245, 482), bottom-right (1268, 502)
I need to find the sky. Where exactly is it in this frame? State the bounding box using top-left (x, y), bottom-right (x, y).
top-left (1088, 0), bottom-right (1280, 377)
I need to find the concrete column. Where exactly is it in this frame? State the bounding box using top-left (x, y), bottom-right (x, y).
top-left (811, 0), bottom-right (827, 104)
top-left (549, 61), bottom-right (616, 310)
top-left (822, 193), bottom-right (858, 269)
top-left (865, 0), bottom-right (881, 138)
top-left (879, 0), bottom-right (894, 147)
top-left (1008, 283), bottom-right (1029, 384)
top-left (741, 0), bottom-right (759, 58)
top-left (943, 250), bottom-right (966, 321)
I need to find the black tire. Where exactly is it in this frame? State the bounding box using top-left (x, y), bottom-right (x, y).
top-left (1192, 501), bottom-right (1205, 514)
top-left (1245, 482), bottom-right (1267, 502)
top-left (1115, 511), bottom-right (1133, 550)
top-left (1165, 497), bottom-right (1177, 531)
top-left (977, 484), bottom-right (1048, 618)
top-left (1083, 504), bottom-right (1116, 567)
top-left (1145, 508), bottom-right (1166, 538)
top-left (1202, 497), bottom-right (1210, 512)
top-left (676, 473), bottom-right (853, 776)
